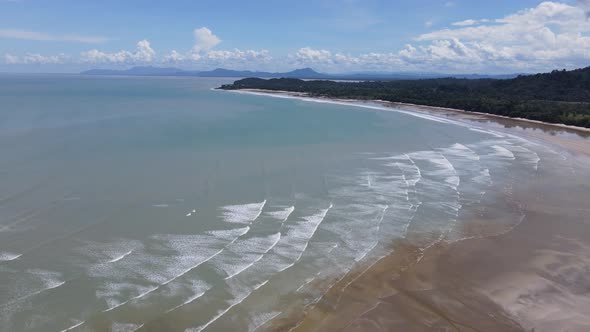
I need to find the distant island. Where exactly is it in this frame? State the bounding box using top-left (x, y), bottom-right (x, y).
top-left (80, 66), bottom-right (519, 80)
top-left (218, 67), bottom-right (590, 129)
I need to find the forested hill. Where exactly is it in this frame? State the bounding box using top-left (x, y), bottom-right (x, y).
top-left (219, 67), bottom-right (590, 128)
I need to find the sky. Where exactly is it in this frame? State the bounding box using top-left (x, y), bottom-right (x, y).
top-left (1, 0), bottom-right (589, 74)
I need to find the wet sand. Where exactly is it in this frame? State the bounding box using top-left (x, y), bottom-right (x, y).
top-left (274, 170), bottom-right (590, 332)
top-left (239, 89), bottom-right (590, 332)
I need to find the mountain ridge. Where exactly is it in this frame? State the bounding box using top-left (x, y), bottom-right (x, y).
top-left (80, 66), bottom-right (520, 80)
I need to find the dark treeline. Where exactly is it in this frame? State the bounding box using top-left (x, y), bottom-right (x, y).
top-left (219, 66), bottom-right (590, 128)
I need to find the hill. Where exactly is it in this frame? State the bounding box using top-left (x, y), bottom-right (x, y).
top-left (80, 66), bottom-right (518, 80)
top-left (218, 67), bottom-right (590, 128)
top-left (80, 66), bottom-right (326, 78)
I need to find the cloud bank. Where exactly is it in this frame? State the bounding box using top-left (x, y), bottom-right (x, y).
top-left (3, 2), bottom-right (590, 73)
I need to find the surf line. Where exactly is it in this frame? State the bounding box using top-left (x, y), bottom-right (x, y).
top-left (103, 227), bottom-right (251, 313)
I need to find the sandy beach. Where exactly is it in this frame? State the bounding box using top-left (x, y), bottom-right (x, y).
top-left (234, 89), bottom-right (590, 332)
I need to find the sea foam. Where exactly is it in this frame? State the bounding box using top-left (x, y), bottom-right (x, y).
top-left (221, 200), bottom-right (267, 224)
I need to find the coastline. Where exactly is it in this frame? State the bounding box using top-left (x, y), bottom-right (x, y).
top-left (230, 89), bottom-right (590, 158)
top-left (230, 88), bottom-right (590, 135)
top-left (228, 88), bottom-right (590, 331)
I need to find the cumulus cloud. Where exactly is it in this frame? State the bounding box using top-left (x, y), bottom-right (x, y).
top-left (80, 39), bottom-right (155, 64)
top-left (163, 50), bottom-right (187, 62)
top-left (163, 48), bottom-right (272, 68)
top-left (406, 1), bottom-right (590, 71)
top-left (0, 29), bottom-right (109, 43)
top-left (294, 47), bottom-right (333, 63)
top-left (285, 2), bottom-right (590, 73)
top-left (160, 27), bottom-right (270, 67)
top-left (6, 3), bottom-right (590, 73)
top-left (192, 27), bottom-right (221, 52)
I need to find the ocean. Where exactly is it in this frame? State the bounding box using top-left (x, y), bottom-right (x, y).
top-left (0, 75), bottom-right (570, 331)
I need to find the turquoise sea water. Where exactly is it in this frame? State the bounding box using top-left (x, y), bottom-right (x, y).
top-left (0, 75), bottom-right (565, 331)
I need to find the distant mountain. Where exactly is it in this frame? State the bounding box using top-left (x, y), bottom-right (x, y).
top-left (81, 66), bottom-right (327, 79)
top-left (81, 66), bottom-right (519, 80)
top-left (282, 68), bottom-right (325, 79)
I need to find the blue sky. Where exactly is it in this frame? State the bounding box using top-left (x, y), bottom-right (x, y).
top-left (1, 0), bottom-right (589, 73)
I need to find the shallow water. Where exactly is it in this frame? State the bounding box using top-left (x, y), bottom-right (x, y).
top-left (0, 75), bottom-right (568, 331)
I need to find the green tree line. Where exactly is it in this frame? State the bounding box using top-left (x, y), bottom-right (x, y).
top-left (219, 67), bottom-right (590, 128)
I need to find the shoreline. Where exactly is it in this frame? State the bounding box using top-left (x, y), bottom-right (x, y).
top-left (228, 88), bottom-right (590, 159)
top-left (231, 88), bottom-right (590, 134)
top-left (230, 88), bottom-right (590, 331)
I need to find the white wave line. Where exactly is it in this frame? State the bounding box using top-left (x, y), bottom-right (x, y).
top-left (103, 300), bottom-right (128, 313)
top-left (2, 280), bottom-right (66, 307)
top-left (250, 311), bottom-right (282, 332)
top-left (253, 200), bottom-right (267, 222)
top-left (469, 127), bottom-right (505, 138)
top-left (405, 154), bottom-right (422, 187)
top-left (102, 285), bottom-right (159, 312)
top-left (133, 248), bottom-right (225, 301)
top-left (106, 227), bottom-right (251, 312)
top-left (296, 277), bottom-right (316, 292)
top-left (291, 204), bottom-right (333, 265)
top-left (492, 145), bottom-right (516, 160)
top-left (462, 143), bottom-right (481, 161)
top-left (0, 252), bottom-right (22, 262)
top-left (224, 232), bottom-right (282, 280)
top-left (276, 204), bottom-right (333, 274)
top-left (58, 320), bottom-right (85, 332)
top-left (107, 250), bottom-right (133, 263)
top-left (282, 206), bottom-right (295, 223)
top-left (437, 151), bottom-right (460, 190)
top-left (192, 280), bottom-right (269, 332)
top-left (165, 289), bottom-right (209, 313)
top-left (131, 324), bottom-right (145, 332)
top-left (394, 162), bottom-right (411, 201)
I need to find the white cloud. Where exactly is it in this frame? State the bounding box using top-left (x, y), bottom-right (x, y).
top-left (284, 3), bottom-right (590, 73)
top-left (424, 21), bottom-right (434, 27)
top-left (162, 27), bottom-right (224, 63)
top-left (192, 27), bottom-right (221, 52)
top-left (452, 19), bottom-right (477, 26)
top-left (294, 47), bottom-right (333, 63)
top-left (163, 48), bottom-right (271, 68)
top-left (6, 3), bottom-right (590, 73)
top-left (80, 39), bottom-right (155, 64)
top-left (3, 52), bottom-right (69, 64)
top-left (163, 50), bottom-right (187, 62)
top-left (407, 1), bottom-right (590, 71)
top-left (205, 49), bottom-right (270, 61)
top-left (445, 1), bottom-right (456, 7)
top-left (0, 29), bottom-right (109, 43)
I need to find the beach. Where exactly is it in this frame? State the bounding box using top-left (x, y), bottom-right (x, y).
top-left (2, 76), bottom-right (589, 332)
top-left (231, 89), bottom-right (590, 332)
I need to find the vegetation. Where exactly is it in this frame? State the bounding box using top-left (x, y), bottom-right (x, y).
top-left (219, 67), bottom-right (590, 128)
